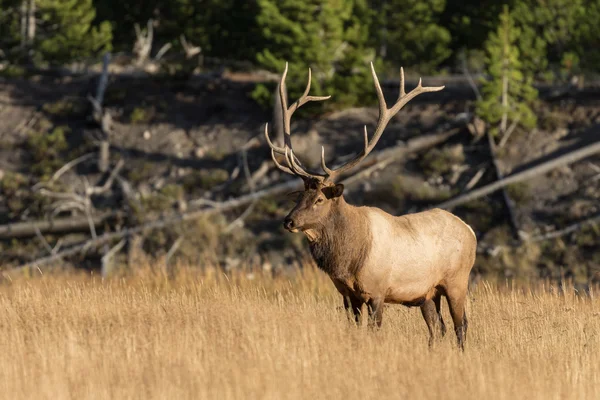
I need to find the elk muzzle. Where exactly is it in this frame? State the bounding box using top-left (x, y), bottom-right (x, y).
top-left (283, 213), bottom-right (301, 233)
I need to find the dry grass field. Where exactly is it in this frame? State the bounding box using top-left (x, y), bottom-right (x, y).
top-left (0, 264), bottom-right (598, 400)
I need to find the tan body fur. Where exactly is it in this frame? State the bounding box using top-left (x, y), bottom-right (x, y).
top-left (299, 195), bottom-right (476, 348)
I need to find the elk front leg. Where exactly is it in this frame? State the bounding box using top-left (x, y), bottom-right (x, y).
top-left (433, 292), bottom-right (447, 337)
top-left (341, 294), bottom-right (364, 325)
top-left (420, 299), bottom-right (443, 347)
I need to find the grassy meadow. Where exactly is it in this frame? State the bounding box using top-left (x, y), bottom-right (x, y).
top-left (0, 264), bottom-right (598, 400)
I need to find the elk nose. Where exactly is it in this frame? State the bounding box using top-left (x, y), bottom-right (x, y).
top-left (284, 218), bottom-right (295, 231)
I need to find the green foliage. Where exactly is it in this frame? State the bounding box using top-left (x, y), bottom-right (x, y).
top-left (129, 106), bottom-right (153, 124)
top-left (371, 0), bottom-right (451, 73)
top-left (571, 1), bottom-right (600, 72)
top-left (0, 64), bottom-right (27, 78)
top-left (138, 184), bottom-right (183, 216)
top-left (441, 1), bottom-right (509, 63)
top-left (255, 0), bottom-right (376, 111)
top-left (182, 169), bottom-right (229, 192)
top-left (36, 0), bottom-right (112, 64)
top-left (250, 82), bottom-right (277, 111)
top-left (511, 0), bottom-right (585, 78)
top-left (505, 182), bottom-right (531, 204)
top-left (0, 171), bottom-right (28, 197)
top-left (0, 0), bottom-right (112, 64)
top-left (26, 125), bottom-right (70, 178)
top-left (476, 6), bottom-right (537, 139)
top-left (418, 145), bottom-right (465, 176)
top-left (42, 98), bottom-right (85, 117)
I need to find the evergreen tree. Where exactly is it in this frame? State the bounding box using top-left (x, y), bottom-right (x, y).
top-left (570, 0), bottom-right (600, 73)
top-left (0, 0), bottom-right (112, 64)
top-left (370, 0), bottom-right (451, 73)
top-left (36, 0), bottom-right (112, 64)
top-left (0, 1), bottom-right (22, 58)
top-left (255, 0), bottom-right (376, 110)
top-left (477, 6), bottom-right (537, 141)
top-left (511, 0), bottom-right (585, 79)
top-left (440, 0), bottom-right (515, 65)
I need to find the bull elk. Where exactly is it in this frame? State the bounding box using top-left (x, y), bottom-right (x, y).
top-left (264, 63), bottom-right (477, 349)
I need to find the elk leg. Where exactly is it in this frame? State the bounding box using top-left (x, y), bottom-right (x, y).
top-left (367, 298), bottom-right (384, 328)
top-left (342, 296), bottom-right (357, 323)
top-left (420, 300), bottom-right (442, 347)
top-left (345, 296), bottom-right (364, 325)
top-left (433, 291), bottom-right (446, 337)
top-left (446, 289), bottom-right (468, 351)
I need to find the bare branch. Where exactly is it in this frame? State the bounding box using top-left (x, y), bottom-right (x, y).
top-left (86, 159), bottom-right (125, 196)
top-left (101, 239), bottom-right (126, 278)
top-left (34, 226), bottom-right (54, 255)
top-left (154, 43), bottom-right (172, 61)
top-left (165, 236), bottom-right (184, 268)
top-left (528, 213), bottom-right (600, 242)
top-left (180, 35), bottom-right (201, 59)
top-left (464, 166), bottom-right (487, 191)
top-left (460, 51), bottom-right (482, 101)
top-left (32, 152), bottom-right (95, 190)
top-left (225, 146), bottom-right (257, 233)
top-left (499, 114), bottom-right (521, 148)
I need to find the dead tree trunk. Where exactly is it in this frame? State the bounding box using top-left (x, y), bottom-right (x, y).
top-left (133, 20), bottom-right (153, 67)
top-left (19, 0), bottom-right (35, 58)
top-left (88, 53), bottom-right (112, 173)
top-left (487, 132), bottom-right (521, 241)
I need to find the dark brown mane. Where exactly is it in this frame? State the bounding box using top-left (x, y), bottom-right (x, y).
top-left (308, 199), bottom-right (371, 279)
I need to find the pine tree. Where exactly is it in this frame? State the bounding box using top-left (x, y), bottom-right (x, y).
top-left (574, 0), bottom-right (600, 72)
top-left (255, 0), bottom-right (376, 110)
top-left (511, 0), bottom-right (585, 79)
top-left (476, 6), bottom-right (537, 141)
top-left (35, 0), bottom-right (112, 64)
top-left (370, 0), bottom-right (451, 73)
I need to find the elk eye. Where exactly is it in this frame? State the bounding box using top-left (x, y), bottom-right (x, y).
top-left (315, 197), bottom-right (324, 205)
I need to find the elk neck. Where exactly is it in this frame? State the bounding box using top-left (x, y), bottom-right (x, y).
top-left (304, 196), bottom-right (372, 279)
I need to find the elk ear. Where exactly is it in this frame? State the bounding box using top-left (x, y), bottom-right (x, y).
top-left (323, 184), bottom-right (344, 199)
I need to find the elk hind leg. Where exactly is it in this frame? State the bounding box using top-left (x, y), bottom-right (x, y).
top-left (446, 287), bottom-right (468, 350)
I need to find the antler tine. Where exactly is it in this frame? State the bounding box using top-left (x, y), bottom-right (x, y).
top-left (265, 62), bottom-right (331, 181)
top-left (270, 148), bottom-right (295, 175)
top-left (319, 63), bottom-right (444, 182)
top-left (399, 67), bottom-right (406, 98)
top-left (264, 123), bottom-right (285, 154)
top-left (286, 149), bottom-right (322, 180)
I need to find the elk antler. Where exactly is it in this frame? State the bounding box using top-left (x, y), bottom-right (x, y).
top-left (320, 63), bottom-right (445, 182)
top-left (265, 62), bottom-right (445, 184)
top-left (264, 62), bottom-right (331, 181)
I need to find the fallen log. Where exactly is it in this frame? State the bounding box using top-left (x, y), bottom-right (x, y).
top-left (0, 211), bottom-right (118, 239)
top-left (436, 139), bottom-right (600, 210)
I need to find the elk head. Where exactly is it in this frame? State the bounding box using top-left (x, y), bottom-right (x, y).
top-left (265, 63), bottom-right (444, 233)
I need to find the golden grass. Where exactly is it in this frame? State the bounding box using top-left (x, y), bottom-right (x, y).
top-left (0, 265), bottom-right (598, 400)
